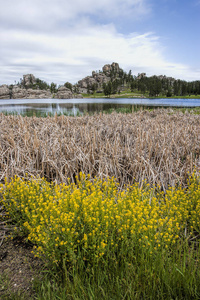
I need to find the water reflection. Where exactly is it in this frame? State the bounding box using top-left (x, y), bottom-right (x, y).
top-left (0, 103), bottom-right (136, 116)
top-left (0, 98), bottom-right (200, 116)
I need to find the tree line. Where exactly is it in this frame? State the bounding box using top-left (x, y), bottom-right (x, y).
top-left (102, 72), bottom-right (200, 97)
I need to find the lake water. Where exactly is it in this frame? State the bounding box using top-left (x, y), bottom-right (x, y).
top-left (0, 98), bottom-right (200, 116)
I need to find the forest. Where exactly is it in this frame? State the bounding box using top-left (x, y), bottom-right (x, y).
top-left (102, 69), bottom-right (200, 97)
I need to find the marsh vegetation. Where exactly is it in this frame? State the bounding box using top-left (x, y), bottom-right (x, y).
top-left (0, 109), bottom-right (200, 188)
top-left (0, 108), bottom-right (200, 299)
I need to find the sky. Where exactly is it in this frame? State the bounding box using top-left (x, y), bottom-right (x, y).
top-left (0, 0), bottom-right (200, 86)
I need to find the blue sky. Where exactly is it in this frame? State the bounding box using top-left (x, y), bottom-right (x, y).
top-left (0, 0), bottom-right (200, 85)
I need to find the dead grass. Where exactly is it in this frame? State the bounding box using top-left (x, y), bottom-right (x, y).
top-left (0, 109), bottom-right (200, 189)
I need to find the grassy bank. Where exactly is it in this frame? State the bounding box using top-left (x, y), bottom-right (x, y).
top-left (82, 88), bottom-right (200, 99)
top-left (1, 173), bottom-right (200, 299)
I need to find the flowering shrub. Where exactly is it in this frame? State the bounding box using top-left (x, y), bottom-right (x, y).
top-left (1, 172), bottom-right (200, 268)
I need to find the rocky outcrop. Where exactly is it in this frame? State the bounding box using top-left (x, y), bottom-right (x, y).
top-left (55, 86), bottom-right (83, 99)
top-left (0, 85), bottom-right (10, 99)
top-left (102, 62), bottom-right (120, 76)
top-left (0, 64), bottom-right (124, 99)
top-left (25, 89), bottom-right (52, 99)
top-left (77, 74), bottom-right (109, 94)
top-left (55, 86), bottom-right (73, 99)
top-left (22, 74), bottom-right (37, 87)
top-left (77, 62), bottom-right (122, 93)
top-left (11, 86), bottom-right (26, 99)
top-left (77, 70), bottom-right (109, 94)
top-left (11, 86), bottom-right (52, 99)
top-left (0, 84), bottom-right (83, 99)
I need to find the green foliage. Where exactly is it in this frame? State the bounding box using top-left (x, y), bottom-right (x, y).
top-left (1, 173), bottom-right (200, 299)
top-left (135, 76), bottom-right (200, 97)
top-left (50, 82), bottom-right (57, 94)
top-left (100, 65), bottom-right (200, 98)
top-left (22, 78), bottom-right (50, 90)
top-left (103, 82), bottom-right (112, 97)
top-left (35, 78), bottom-right (50, 90)
top-left (166, 88), bottom-right (172, 97)
top-left (103, 79), bottom-right (122, 96)
top-left (64, 82), bottom-right (73, 91)
top-left (91, 83), bottom-right (98, 94)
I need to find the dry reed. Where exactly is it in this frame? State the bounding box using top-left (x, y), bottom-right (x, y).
top-left (0, 109), bottom-right (200, 189)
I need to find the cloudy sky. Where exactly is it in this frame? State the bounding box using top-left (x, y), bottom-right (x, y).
top-left (0, 0), bottom-right (200, 85)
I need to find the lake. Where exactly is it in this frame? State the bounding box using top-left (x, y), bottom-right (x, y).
top-left (0, 98), bottom-right (200, 116)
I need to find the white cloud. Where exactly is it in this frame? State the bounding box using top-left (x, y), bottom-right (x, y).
top-left (1, 21), bottom-right (199, 85)
top-left (0, 0), bottom-right (150, 32)
top-left (0, 0), bottom-right (200, 85)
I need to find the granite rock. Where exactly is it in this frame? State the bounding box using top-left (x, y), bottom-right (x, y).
top-left (0, 85), bottom-right (10, 99)
top-left (55, 86), bottom-right (73, 99)
top-left (22, 74), bottom-right (36, 87)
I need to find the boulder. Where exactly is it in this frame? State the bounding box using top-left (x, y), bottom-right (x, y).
top-left (0, 85), bottom-right (10, 99)
top-left (102, 64), bottom-right (111, 74)
top-left (12, 85), bottom-right (26, 99)
top-left (25, 89), bottom-right (52, 99)
top-left (22, 74), bottom-right (36, 87)
top-left (55, 86), bottom-right (73, 99)
top-left (102, 62), bottom-right (120, 75)
top-left (12, 85), bottom-right (52, 99)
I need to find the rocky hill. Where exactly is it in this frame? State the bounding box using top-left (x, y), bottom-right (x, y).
top-left (76, 62), bottom-right (124, 94)
top-left (0, 74), bottom-right (82, 100)
top-left (0, 63), bottom-right (124, 99)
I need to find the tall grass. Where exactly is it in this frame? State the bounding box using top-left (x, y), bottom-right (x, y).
top-left (0, 109), bottom-right (199, 189)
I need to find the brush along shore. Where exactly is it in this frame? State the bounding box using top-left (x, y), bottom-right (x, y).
top-left (0, 108), bottom-right (200, 189)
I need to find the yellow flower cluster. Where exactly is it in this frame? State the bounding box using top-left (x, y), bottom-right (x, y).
top-left (1, 172), bottom-right (200, 266)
